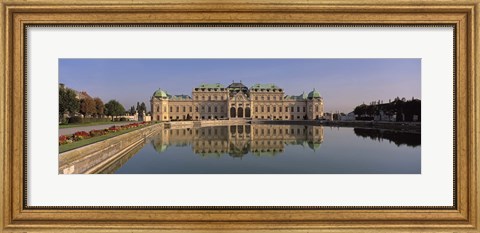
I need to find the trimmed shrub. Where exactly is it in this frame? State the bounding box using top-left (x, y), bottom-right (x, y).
top-left (68, 116), bottom-right (83, 124)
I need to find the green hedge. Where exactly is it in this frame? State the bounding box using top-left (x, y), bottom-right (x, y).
top-left (67, 117), bottom-right (112, 124)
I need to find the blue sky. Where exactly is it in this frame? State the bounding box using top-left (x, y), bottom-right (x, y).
top-left (59, 59), bottom-right (421, 113)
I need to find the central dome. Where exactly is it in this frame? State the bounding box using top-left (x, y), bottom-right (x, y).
top-left (227, 82), bottom-right (248, 94)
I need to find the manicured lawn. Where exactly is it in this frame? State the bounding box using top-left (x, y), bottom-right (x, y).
top-left (59, 121), bottom-right (116, 129)
top-left (59, 124), bottom-right (150, 153)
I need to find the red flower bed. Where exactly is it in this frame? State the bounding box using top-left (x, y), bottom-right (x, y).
top-left (73, 131), bottom-right (90, 141)
top-left (59, 121), bottom-right (150, 145)
top-left (59, 135), bottom-right (68, 145)
top-left (89, 129), bottom-right (108, 137)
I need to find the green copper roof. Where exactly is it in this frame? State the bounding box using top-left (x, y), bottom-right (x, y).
top-left (170, 94), bottom-right (191, 100)
top-left (308, 88), bottom-right (321, 99)
top-left (294, 91), bottom-right (308, 100)
top-left (197, 83), bottom-right (224, 88)
top-left (153, 89), bottom-right (168, 98)
top-left (251, 83), bottom-right (281, 90)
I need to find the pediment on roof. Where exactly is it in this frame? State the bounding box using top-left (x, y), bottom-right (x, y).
top-left (232, 92), bottom-right (249, 101)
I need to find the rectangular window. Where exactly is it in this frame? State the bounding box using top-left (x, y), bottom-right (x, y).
top-left (195, 106), bottom-right (199, 112)
top-left (208, 106), bottom-right (211, 112)
top-left (170, 106), bottom-right (172, 112)
top-left (291, 107), bottom-right (294, 112)
top-left (255, 107), bottom-right (258, 112)
top-left (183, 106), bottom-right (186, 112)
top-left (286, 107), bottom-right (288, 112)
top-left (273, 107), bottom-right (276, 112)
top-left (297, 107), bottom-right (300, 112)
top-left (261, 107), bottom-right (264, 112)
top-left (176, 106), bottom-right (179, 112)
top-left (189, 106), bottom-right (192, 112)
top-left (303, 107), bottom-right (306, 112)
top-left (156, 106), bottom-right (159, 112)
top-left (267, 106), bottom-right (270, 112)
top-left (279, 107), bottom-right (282, 112)
top-left (214, 106), bottom-right (218, 112)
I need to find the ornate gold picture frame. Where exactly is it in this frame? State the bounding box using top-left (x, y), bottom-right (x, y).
top-left (1, 0), bottom-right (479, 232)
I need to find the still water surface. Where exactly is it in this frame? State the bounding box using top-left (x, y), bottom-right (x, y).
top-left (105, 124), bottom-right (420, 174)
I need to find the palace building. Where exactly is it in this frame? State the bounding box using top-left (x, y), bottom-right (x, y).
top-left (151, 82), bottom-right (324, 121)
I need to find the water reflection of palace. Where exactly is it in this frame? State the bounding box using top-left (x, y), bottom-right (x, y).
top-left (151, 125), bottom-right (324, 158)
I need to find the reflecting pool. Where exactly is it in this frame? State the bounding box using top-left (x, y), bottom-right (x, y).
top-left (103, 124), bottom-right (421, 174)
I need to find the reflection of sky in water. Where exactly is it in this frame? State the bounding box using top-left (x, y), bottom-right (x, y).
top-left (113, 126), bottom-right (420, 174)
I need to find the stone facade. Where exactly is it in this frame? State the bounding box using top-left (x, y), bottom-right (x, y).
top-left (151, 82), bottom-right (324, 121)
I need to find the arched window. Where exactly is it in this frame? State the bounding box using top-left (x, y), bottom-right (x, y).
top-left (245, 107), bottom-right (251, 118)
top-left (237, 107), bottom-right (244, 118)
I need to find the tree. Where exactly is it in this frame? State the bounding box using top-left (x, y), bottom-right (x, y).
top-left (104, 100), bottom-right (126, 120)
top-left (59, 87), bottom-right (79, 121)
top-left (129, 106), bottom-right (136, 115)
top-left (93, 97), bottom-right (104, 117)
top-left (139, 102), bottom-right (147, 115)
top-left (79, 96), bottom-right (96, 117)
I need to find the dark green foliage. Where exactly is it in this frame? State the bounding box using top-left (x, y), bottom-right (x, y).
top-left (353, 98), bottom-right (421, 122)
top-left (59, 87), bottom-right (80, 121)
top-left (139, 102), bottom-right (147, 115)
top-left (67, 117), bottom-right (111, 124)
top-left (67, 116), bottom-right (83, 124)
top-left (104, 100), bottom-right (126, 120)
